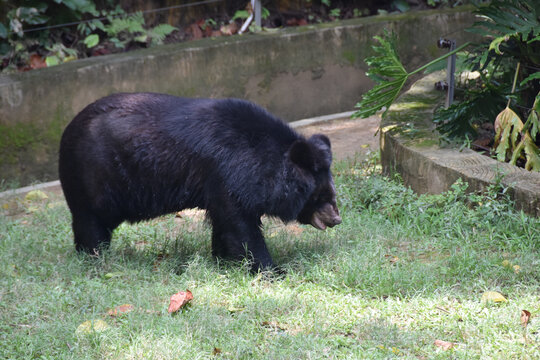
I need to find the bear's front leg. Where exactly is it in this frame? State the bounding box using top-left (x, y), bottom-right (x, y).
top-left (208, 208), bottom-right (274, 271)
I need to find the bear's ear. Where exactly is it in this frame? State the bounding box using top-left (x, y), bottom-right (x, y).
top-left (309, 134), bottom-right (331, 151)
top-left (289, 139), bottom-right (315, 170)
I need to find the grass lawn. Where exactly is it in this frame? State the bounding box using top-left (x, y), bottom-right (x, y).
top-left (1, 155), bottom-right (539, 359)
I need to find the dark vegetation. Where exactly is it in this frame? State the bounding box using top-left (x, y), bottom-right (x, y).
top-left (0, 0), bottom-right (467, 73)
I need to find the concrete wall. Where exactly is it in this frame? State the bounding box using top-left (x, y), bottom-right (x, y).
top-left (0, 7), bottom-right (476, 186)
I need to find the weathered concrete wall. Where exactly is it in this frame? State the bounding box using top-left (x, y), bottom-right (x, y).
top-left (0, 7), bottom-right (476, 186)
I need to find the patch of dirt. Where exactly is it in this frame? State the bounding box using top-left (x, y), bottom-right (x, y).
top-left (299, 115), bottom-right (380, 161)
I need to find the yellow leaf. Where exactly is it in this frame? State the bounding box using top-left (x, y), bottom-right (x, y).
top-left (76, 319), bottom-right (109, 334)
top-left (494, 106), bottom-right (523, 162)
top-left (481, 291), bottom-right (508, 303)
top-left (24, 190), bottom-right (48, 202)
top-left (513, 265), bottom-right (521, 274)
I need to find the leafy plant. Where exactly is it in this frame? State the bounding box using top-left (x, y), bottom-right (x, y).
top-left (494, 63), bottom-right (540, 170)
top-left (45, 42), bottom-right (77, 66)
top-left (458, 0), bottom-right (539, 169)
top-left (355, 0), bottom-right (540, 171)
top-left (0, 0), bottom-right (98, 70)
top-left (352, 30), bottom-right (469, 119)
top-left (232, 7), bottom-right (270, 22)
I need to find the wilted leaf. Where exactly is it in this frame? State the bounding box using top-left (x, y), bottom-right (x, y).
top-left (168, 290), bottom-right (193, 313)
top-left (220, 22), bottom-right (238, 35)
top-left (513, 265), bottom-right (521, 274)
top-left (107, 304), bottom-right (134, 317)
top-left (521, 310), bottom-right (531, 327)
top-left (434, 339), bottom-right (455, 350)
top-left (481, 291), bottom-right (508, 303)
top-left (76, 319), bottom-right (109, 334)
top-left (24, 190), bottom-right (48, 202)
top-left (212, 347), bottom-right (222, 355)
top-left (494, 106), bottom-right (523, 162)
top-left (29, 53), bottom-right (47, 69)
top-left (188, 23), bottom-right (203, 40)
top-left (384, 254), bottom-right (399, 263)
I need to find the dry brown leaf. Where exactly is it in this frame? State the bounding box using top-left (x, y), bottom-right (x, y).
top-left (220, 22), bottom-right (238, 35)
top-left (212, 347), bottom-right (222, 355)
top-left (384, 254), bottom-right (399, 263)
top-left (521, 310), bottom-right (531, 328)
top-left (434, 339), bottom-right (454, 350)
top-left (168, 290), bottom-right (193, 313)
top-left (188, 23), bottom-right (203, 40)
top-left (107, 304), bottom-right (134, 317)
top-left (29, 54), bottom-right (47, 69)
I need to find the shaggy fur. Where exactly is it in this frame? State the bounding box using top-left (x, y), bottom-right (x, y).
top-left (59, 93), bottom-right (340, 270)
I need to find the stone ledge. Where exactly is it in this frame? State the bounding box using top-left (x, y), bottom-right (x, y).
top-left (380, 72), bottom-right (540, 216)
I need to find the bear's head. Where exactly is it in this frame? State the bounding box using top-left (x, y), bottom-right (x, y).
top-left (290, 134), bottom-right (342, 230)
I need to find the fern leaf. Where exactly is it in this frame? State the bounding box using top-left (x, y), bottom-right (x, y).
top-left (149, 24), bottom-right (177, 45)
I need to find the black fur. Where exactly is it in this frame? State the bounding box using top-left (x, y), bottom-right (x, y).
top-left (59, 93), bottom-right (339, 270)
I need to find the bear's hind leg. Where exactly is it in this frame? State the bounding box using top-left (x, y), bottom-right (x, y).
top-left (71, 210), bottom-right (114, 254)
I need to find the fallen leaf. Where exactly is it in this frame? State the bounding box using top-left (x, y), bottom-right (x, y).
top-left (384, 254), bottom-right (399, 263)
top-left (188, 23), bottom-right (203, 40)
top-left (513, 265), bottom-right (521, 274)
top-left (434, 339), bottom-right (454, 350)
top-left (481, 291), bottom-right (507, 303)
top-left (220, 22), bottom-right (238, 35)
top-left (521, 310), bottom-right (531, 328)
top-left (261, 321), bottom-right (286, 332)
top-left (103, 272), bottom-right (124, 279)
top-left (29, 53), bottom-right (47, 69)
top-left (76, 319), bottom-right (109, 334)
top-left (107, 304), bottom-right (134, 317)
top-left (227, 306), bottom-right (245, 313)
top-left (25, 190), bottom-right (48, 202)
top-left (168, 290), bottom-right (193, 313)
top-left (212, 347), bottom-right (222, 355)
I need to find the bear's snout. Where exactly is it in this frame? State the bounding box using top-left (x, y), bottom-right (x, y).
top-left (310, 203), bottom-right (341, 230)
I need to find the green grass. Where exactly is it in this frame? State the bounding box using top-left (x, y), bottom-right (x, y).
top-left (1, 154), bottom-right (539, 359)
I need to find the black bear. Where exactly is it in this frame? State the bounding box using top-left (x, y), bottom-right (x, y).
top-left (59, 93), bottom-right (341, 270)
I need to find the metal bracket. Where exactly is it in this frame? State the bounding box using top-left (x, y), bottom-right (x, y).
top-left (437, 38), bottom-right (456, 108)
